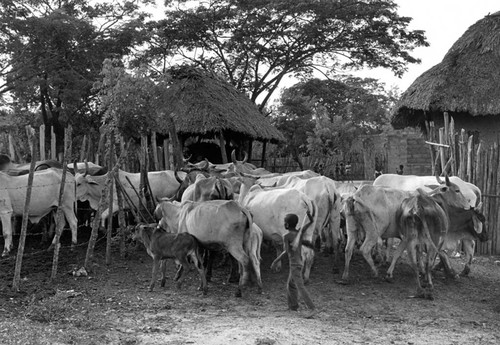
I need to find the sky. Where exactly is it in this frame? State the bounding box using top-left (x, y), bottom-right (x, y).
top-left (355, 0), bottom-right (500, 92)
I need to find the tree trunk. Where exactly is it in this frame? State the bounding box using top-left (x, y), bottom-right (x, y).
top-left (162, 112), bottom-right (184, 169)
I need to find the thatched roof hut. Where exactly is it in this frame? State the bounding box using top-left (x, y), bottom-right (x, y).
top-left (159, 66), bottom-right (284, 163)
top-left (391, 11), bottom-right (500, 137)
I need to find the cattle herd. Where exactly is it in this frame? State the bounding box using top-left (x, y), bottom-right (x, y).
top-left (0, 151), bottom-right (488, 300)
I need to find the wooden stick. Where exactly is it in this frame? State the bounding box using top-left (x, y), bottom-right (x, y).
top-left (425, 141), bottom-right (450, 148)
top-left (106, 132), bottom-right (115, 265)
top-left (51, 126), bottom-right (56, 160)
top-left (51, 126), bottom-right (72, 280)
top-left (12, 126), bottom-right (37, 291)
top-left (39, 124), bottom-right (46, 161)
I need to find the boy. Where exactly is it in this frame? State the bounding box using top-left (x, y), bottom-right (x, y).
top-left (271, 211), bottom-right (316, 318)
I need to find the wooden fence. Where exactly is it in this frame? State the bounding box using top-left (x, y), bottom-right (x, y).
top-left (425, 113), bottom-right (500, 255)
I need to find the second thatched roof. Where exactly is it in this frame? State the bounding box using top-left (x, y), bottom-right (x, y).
top-left (392, 11), bottom-right (500, 129)
top-left (161, 67), bottom-right (284, 143)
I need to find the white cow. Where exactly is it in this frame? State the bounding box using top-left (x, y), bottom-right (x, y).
top-left (373, 173), bottom-right (485, 276)
top-left (75, 169), bottom-right (186, 225)
top-left (0, 168), bottom-right (78, 256)
top-left (239, 183), bottom-right (318, 283)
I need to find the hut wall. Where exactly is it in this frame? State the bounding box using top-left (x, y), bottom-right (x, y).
top-left (431, 113), bottom-right (499, 144)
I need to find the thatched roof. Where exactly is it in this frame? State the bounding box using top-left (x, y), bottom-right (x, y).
top-left (392, 11), bottom-right (500, 129)
top-left (161, 67), bottom-right (285, 143)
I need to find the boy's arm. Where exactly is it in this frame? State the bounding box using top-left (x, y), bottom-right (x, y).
top-left (291, 210), bottom-right (314, 251)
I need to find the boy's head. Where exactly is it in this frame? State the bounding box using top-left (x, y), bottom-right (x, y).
top-left (284, 213), bottom-right (299, 230)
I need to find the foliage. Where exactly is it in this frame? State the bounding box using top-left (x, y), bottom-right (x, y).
top-left (144, 0), bottom-right (428, 110)
top-left (272, 77), bottom-right (399, 160)
top-left (94, 59), bottom-right (162, 139)
top-left (0, 0), bottom-right (151, 148)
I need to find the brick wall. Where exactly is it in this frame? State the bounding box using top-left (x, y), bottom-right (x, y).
top-left (360, 130), bottom-right (432, 178)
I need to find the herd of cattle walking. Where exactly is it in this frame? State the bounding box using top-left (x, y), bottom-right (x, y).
top-left (0, 151), bottom-right (488, 300)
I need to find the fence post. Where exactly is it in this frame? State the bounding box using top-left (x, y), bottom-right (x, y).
top-left (39, 124), bottom-right (45, 160)
top-left (12, 126), bottom-right (37, 291)
top-left (51, 126), bottom-right (72, 280)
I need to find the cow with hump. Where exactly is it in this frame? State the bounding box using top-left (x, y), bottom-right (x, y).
top-left (373, 173), bottom-right (487, 277)
top-left (75, 162), bottom-right (186, 226)
top-left (0, 167), bottom-right (78, 256)
top-left (238, 182), bottom-right (318, 284)
top-left (154, 199), bottom-right (262, 297)
top-left (341, 175), bottom-right (474, 282)
top-left (256, 175), bottom-right (343, 273)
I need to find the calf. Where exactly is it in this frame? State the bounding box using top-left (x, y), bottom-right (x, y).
top-left (132, 224), bottom-right (208, 294)
top-left (395, 189), bottom-right (448, 299)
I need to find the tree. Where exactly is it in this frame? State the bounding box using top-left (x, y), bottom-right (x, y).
top-left (0, 0), bottom-right (151, 152)
top-left (273, 76), bottom-right (398, 164)
top-left (146, 0), bottom-right (428, 111)
top-left (94, 59), bottom-right (184, 168)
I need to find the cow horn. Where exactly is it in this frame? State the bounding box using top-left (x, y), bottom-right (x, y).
top-left (84, 159), bottom-right (89, 177)
top-left (242, 151), bottom-right (248, 164)
top-left (174, 169), bottom-right (183, 184)
top-left (231, 150), bottom-right (237, 163)
top-left (183, 154), bottom-right (192, 163)
top-left (73, 159), bottom-right (78, 174)
top-left (445, 173), bottom-right (451, 186)
top-left (435, 169), bottom-right (443, 184)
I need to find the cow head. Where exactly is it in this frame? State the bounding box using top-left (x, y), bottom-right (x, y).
top-left (428, 174), bottom-right (470, 210)
top-left (156, 200), bottom-right (181, 232)
top-left (75, 173), bottom-right (105, 210)
top-left (172, 169), bottom-right (210, 201)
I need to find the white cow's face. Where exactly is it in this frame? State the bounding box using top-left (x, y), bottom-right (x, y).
top-left (75, 174), bottom-right (102, 208)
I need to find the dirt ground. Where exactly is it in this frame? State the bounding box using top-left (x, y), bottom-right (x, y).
top-left (0, 232), bottom-right (499, 345)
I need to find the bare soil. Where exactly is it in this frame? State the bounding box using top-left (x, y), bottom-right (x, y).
top-left (0, 232), bottom-right (499, 345)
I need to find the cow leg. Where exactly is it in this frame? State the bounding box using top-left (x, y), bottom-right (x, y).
top-left (149, 257), bottom-right (161, 292)
top-left (359, 233), bottom-right (380, 278)
top-left (204, 249), bottom-right (214, 282)
top-left (407, 242), bottom-right (425, 298)
top-left (460, 239), bottom-right (475, 277)
top-left (228, 256), bottom-right (240, 283)
top-left (341, 227), bottom-right (358, 281)
top-left (385, 237), bottom-right (408, 282)
top-left (437, 252), bottom-right (459, 279)
top-left (161, 260), bottom-right (169, 287)
top-left (424, 246), bottom-right (438, 300)
top-left (301, 246), bottom-right (315, 285)
top-left (249, 251), bottom-right (263, 294)
top-left (175, 258), bottom-right (190, 290)
top-left (0, 214), bottom-right (13, 257)
top-left (189, 251), bottom-right (208, 295)
top-left (228, 247), bottom-right (250, 297)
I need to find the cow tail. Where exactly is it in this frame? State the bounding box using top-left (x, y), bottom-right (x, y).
top-left (419, 214), bottom-right (440, 255)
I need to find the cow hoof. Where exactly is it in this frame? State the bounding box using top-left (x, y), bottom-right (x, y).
top-left (337, 279), bottom-right (349, 285)
top-left (202, 289), bottom-right (208, 295)
top-left (460, 267), bottom-right (470, 277)
top-left (235, 290), bottom-right (242, 298)
top-left (148, 287), bottom-right (154, 292)
top-left (384, 276), bottom-right (394, 283)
